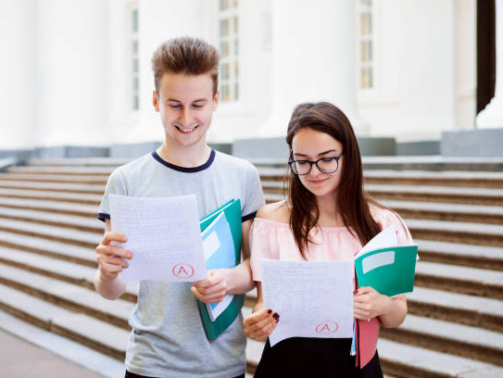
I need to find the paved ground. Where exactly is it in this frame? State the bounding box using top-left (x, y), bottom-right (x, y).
top-left (0, 328), bottom-right (104, 378)
top-left (0, 309), bottom-right (124, 378)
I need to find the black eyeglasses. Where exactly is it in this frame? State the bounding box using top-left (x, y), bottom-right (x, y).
top-left (288, 152), bottom-right (344, 175)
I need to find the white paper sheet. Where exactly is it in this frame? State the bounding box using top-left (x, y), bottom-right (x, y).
top-left (260, 259), bottom-right (354, 346)
top-left (355, 225), bottom-right (397, 258)
top-left (109, 194), bottom-right (207, 282)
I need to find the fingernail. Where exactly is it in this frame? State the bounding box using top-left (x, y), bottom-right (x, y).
top-left (267, 309), bottom-right (272, 315)
top-left (272, 313), bottom-right (279, 320)
top-left (275, 318), bottom-right (279, 323)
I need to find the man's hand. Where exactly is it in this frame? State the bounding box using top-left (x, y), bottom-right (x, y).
top-left (95, 231), bottom-right (132, 281)
top-left (243, 303), bottom-right (279, 341)
top-left (191, 269), bottom-right (229, 303)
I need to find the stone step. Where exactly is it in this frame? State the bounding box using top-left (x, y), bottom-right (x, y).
top-left (0, 206), bottom-right (103, 233)
top-left (262, 181), bottom-right (503, 207)
top-left (0, 197), bottom-right (96, 217)
top-left (415, 261), bottom-right (503, 300)
top-left (382, 314), bottom-right (503, 368)
top-left (0, 218), bottom-right (101, 248)
top-left (406, 219), bottom-right (503, 247)
top-left (0, 282), bottom-right (129, 360)
top-left (0, 173), bottom-right (108, 184)
top-left (0, 262), bottom-right (134, 329)
top-left (407, 287), bottom-right (503, 333)
top-left (27, 158), bottom-right (130, 167)
top-left (7, 165), bottom-right (115, 176)
top-left (367, 185), bottom-right (503, 207)
top-left (364, 170), bottom-right (503, 189)
top-left (0, 230), bottom-right (97, 267)
top-left (416, 239), bottom-right (503, 271)
top-left (0, 246), bottom-right (138, 302)
top-left (0, 187), bottom-right (102, 205)
top-left (381, 200), bottom-right (503, 225)
top-left (0, 180), bottom-right (105, 194)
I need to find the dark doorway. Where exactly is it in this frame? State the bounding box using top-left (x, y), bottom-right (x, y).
top-left (477, 0), bottom-right (496, 113)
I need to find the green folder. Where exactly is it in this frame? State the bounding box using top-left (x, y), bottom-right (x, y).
top-left (198, 199), bottom-right (245, 340)
top-left (354, 245), bottom-right (418, 297)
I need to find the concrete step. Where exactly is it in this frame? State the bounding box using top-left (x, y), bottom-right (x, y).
top-left (378, 338), bottom-right (503, 378)
top-left (0, 283), bottom-right (129, 360)
top-left (0, 246), bottom-right (138, 302)
top-left (7, 165), bottom-right (115, 176)
top-left (367, 185), bottom-right (503, 207)
top-left (416, 239), bottom-right (503, 271)
top-left (415, 261), bottom-right (503, 300)
top-left (407, 287), bottom-right (503, 333)
top-left (0, 230), bottom-right (97, 267)
top-left (0, 187), bottom-right (102, 205)
top-left (0, 197), bottom-right (96, 217)
top-left (0, 173), bottom-right (108, 185)
top-left (0, 180), bottom-right (105, 194)
top-left (262, 181), bottom-right (503, 207)
top-left (382, 314), bottom-right (503, 368)
top-left (27, 158), bottom-right (130, 167)
top-left (406, 219), bottom-right (503, 247)
top-left (0, 218), bottom-right (101, 248)
top-left (381, 200), bottom-right (503, 225)
top-left (0, 206), bottom-right (102, 233)
top-left (0, 262), bottom-right (134, 329)
top-left (364, 170), bottom-right (503, 189)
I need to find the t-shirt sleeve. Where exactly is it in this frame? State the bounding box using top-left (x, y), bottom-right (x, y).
top-left (375, 209), bottom-right (414, 246)
top-left (97, 168), bottom-right (128, 222)
top-left (241, 165), bottom-right (266, 221)
top-left (249, 219), bottom-right (280, 281)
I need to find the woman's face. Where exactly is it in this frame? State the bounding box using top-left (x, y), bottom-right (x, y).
top-left (291, 128), bottom-right (343, 200)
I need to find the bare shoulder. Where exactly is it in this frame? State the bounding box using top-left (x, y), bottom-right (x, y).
top-left (256, 200), bottom-right (290, 224)
top-left (368, 201), bottom-right (388, 218)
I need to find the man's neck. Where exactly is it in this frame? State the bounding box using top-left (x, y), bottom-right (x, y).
top-left (157, 141), bottom-right (212, 168)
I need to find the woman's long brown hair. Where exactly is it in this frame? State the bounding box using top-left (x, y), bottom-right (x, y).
top-left (286, 102), bottom-right (383, 257)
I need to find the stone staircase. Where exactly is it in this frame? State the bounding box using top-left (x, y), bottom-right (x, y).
top-left (0, 157), bottom-right (502, 377)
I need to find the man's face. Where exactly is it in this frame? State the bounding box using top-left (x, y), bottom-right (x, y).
top-left (153, 72), bottom-right (219, 149)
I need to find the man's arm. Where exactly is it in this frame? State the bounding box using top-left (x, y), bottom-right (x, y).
top-left (94, 219), bottom-right (130, 300)
top-left (191, 219), bottom-right (255, 302)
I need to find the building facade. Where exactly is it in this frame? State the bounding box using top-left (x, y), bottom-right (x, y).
top-left (0, 0), bottom-right (498, 154)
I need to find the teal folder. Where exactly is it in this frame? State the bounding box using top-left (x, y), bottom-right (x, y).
top-left (198, 199), bottom-right (245, 340)
top-left (354, 245), bottom-right (418, 297)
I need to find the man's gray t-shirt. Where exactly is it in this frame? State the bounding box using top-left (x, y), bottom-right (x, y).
top-left (98, 150), bottom-right (265, 378)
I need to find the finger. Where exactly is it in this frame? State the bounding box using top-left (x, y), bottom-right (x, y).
top-left (102, 232), bottom-right (128, 245)
top-left (244, 309), bottom-right (274, 327)
top-left (96, 244), bottom-right (133, 259)
top-left (248, 313), bottom-right (278, 332)
top-left (249, 316), bottom-right (278, 340)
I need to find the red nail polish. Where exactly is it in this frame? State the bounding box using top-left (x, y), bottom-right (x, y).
top-left (273, 313), bottom-right (279, 320)
top-left (267, 309), bottom-right (272, 314)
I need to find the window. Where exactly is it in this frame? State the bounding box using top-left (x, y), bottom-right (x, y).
top-left (129, 4), bottom-right (140, 111)
top-left (358, 0), bottom-right (374, 89)
top-left (218, 0), bottom-right (240, 102)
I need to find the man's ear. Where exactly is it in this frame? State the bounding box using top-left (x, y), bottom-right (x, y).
top-left (212, 89), bottom-right (220, 111)
top-left (153, 90), bottom-right (160, 112)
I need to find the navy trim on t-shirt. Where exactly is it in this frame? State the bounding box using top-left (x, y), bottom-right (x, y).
top-left (98, 212), bottom-right (110, 222)
top-left (151, 150), bottom-right (216, 173)
top-left (242, 211), bottom-right (257, 222)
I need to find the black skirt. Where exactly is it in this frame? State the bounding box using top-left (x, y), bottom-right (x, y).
top-left (253, 337), bottom-right (383, 378)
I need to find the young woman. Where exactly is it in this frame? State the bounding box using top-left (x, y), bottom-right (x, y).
top-left (243, 102), bottom-right (413, 377)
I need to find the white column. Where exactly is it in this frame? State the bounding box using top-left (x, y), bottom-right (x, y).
top-left (37, 0), bottom-right (110, 146)
top-left (477, 0), bottom-right (503, 129)
top-left (0, 0), bottom-right (37, 150)
top-left (259, 0), bottom-right (368, 137)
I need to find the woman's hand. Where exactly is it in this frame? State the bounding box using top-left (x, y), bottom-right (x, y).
top-left (353, 286), bottom-right (392, 321)
top-left (243, 302), bottom-right (279, 341)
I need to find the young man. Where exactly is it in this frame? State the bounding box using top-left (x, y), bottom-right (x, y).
top-left (95, 37), bottom-right (265, 378)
